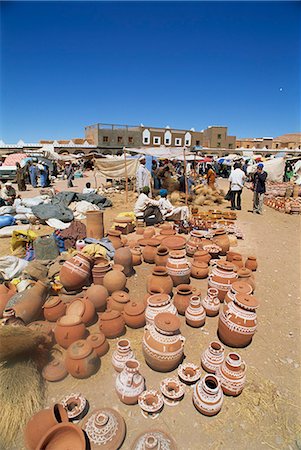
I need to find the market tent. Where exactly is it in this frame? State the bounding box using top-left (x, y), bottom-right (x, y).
top-left (125, 147), bottom-right (195, 160)
top-left (93, 156), bottom-right (139, 179)
top-left (247, 157), bottom-right (285, 182)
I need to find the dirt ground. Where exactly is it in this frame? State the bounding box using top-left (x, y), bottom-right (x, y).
top-left (3, 174), bottom-right (301, 450)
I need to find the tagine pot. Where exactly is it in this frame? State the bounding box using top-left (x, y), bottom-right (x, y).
top-left (103, 267), bottom-right (127, 294)
top-left (201, 341), bottom-right (225, 374)
top-left (107, 229), bottom-right (123, 249)
top-left (87, 332), bottom-right (109, 357)
top-left (193, 374), bottom-right (224, 416)
top-left (166, 250), bottom-right (191, 286)
top-left (191, 261), bottom-right (209, 279)
top-left (98, 309), bottom-right (125, 339)
top-left (107, 290), bottom-right (130, 312)
top-left (43, 297), bottom-right (66, 322)
top-left (123, 301), bottom-right (146, 328)
top-left (65, 339), bottom-right (99, 379)
top-left (114, 247), bottom-right (134, 277)
top-left (13, 280), bottom-right (50, 324)
top-left (66, 298), bottom-right (96, 326)
top-left (216, 352), bottom-right (247, 396)
top-left (147, 266), bottom-right (173, 295)
top-left (115, 359), bottom-right (145, 405)
top-left (54, 315), bottom-right (86, 349)
top-left (154, 246), bottom-right (169, 267)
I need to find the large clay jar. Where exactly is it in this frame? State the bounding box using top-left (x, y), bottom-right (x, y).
top-left (193, 374), bottom-right (224, 416)
top-left (154, 246), bottom-right (169, 267)
top-left (86, 210), bottom-right (104, 240)
top-left (147, 266), bottom-right (173, 295)
top-left (224, 281), bottom-right (253, 305)
top-left (65, 339), bottom-right (99, 379)
top-left (145, 293), bottom-right (177, 325)
top-left (201, 341), bottom-right (225, 374)
top-left (60, 253), bottom-right (92, 291)
top-left (123, 301), bottom-right (146, 328)
top-left (132, 431), bottom-right (177, 450)
top-left (103, 267), bottom-right (127, 294)
top-left (191, 261), bottom-right (209, 279)
top-left (166, 250), bottom-right (191, 286)
top-left (142, 312), bottom-right (185, 372)
top-left (107, 290), bottom-right (130, 312)
top-left (98, 309), bottom-right (126, 339)
top-left (87, 332), bottom-right (109, 357)
top-left (142, 239), bottom-right (160, 264)
top-left (131, 246), bottom-right (142, 266)
top-left (202, 287), bottom-right (220, 317)
top-left (35, 422), bottom-right (86, 450)
top-left (114, 247), bottom-right (134, 277)
top-left (91, 260), bottom-right (111, 286)
top-left (115, 359), bottom-right (145, 405)
top-left (245, 256), bottom-right (258, 271)
top-left (43, 297), bottom-right (66, 322)
top-left (216, 352), bottom-right (247, 396)
top-left (54, 315), bottom-right (86, 349)
top-left (173, 284), bottom-right (194, 315)
top-left (112, 338), bottom-right (135, 372)
top-left (66, 298), bottom-right (96, 325)
top-left (84, 284), bottom-right (109, 312)
top-left (84, 408), bottom-right (126, 450)
top-left (185, 295), bottom-right (206, 328)
top-left (186, 230), bottom-right (204, 256)
top-left (212, 229), bottom-right (230, 255)
top-left (218, 293), bottom-right (259, 347)
top-left (24, 403), bottom-right (68, 450)
top-left (107, 229), bottom-right (123, 249)
top-left (13, 281), bottom-right (50, 324)
top-left (237, 268), bottom-right (256, 291)
top-left (0, 282), bottom-right (16, 318)
top-left (194, 249), bottom-right (211, 264)
top-left (208, 260), bottom-right (238, 302)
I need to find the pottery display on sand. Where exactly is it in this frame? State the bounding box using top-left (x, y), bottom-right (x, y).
top-left (154, 246), bottom-right (169, 267)
top-left (177, 363), bottom-right (201, 385)
top-left (42, 359), bottom-right (68, 382)
top-left (245, 256), bottom-right (258, 271)
top-left (98, 309), bottom-right (126, 339)
top-left (138, 390), bottom-right (164, 419)
top-left (202, 287), bottom-right (220, 317)
top-left (145, 293), bottom-right (177, 325)
top-left (84, 408), bottom-right (126, 450)
top-left (86, 210), bottom-right (104, 240)
top-left (160, 377), bottom-right (185, 406)
top-left (166, 250), bottom-right (191, 286)
top-left (107, 229), bottom-right (123, 249)
top-left (54, 315), bottom-right (86, 349)
top-left (224, 281), bottom-right (253, 305)
top-left (147, 266), bottom-right (173, 295)
top-left (13, 280), bottom-right (50, 324)
top-left (132, 430), bottom-right (177, 450)
top-left (43, 297), bottom-right (66, 322)
top-left (0, 282), bottom-right (17, 318)
top-left (103, 266), bottom-right (127, 294)
top-left (112, 339), bottom-right (135, 372)
top-left (201, 341), bottom-right (225, 374)
top-left (84, 284), bottom-right (109, 312)
top-left (107, 290), bottom-right (130, 312)
top-left (65, 339), bottom-right (100, 379)
top-left (114, 247), bottom-right (134, 277)
top-left (173, 284), bottom-right (194, 315)
top-left (216, 352), bottom-right (247, 396)
top-left (185, 296), bottom-right (206, 328)
top-left (61, 393), bottom-right (88, 422)
top-left (35, 422), bottom-right (87, 450)
top-left (191, 261), bottom-right (209, 279)
top-left (115, 359), bottom-right (145, 405)
top-left (66, 298), bottom-right (96, 325)
top-left (60, 253), bottom-right (93, 291)
top-left (87, 332), bottom-right (109, 357)
top-left (123, 301), bottom-right (146, 328)
top-left (193, 374), bottom-right (224, 416)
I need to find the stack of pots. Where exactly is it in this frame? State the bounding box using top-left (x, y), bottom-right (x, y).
top-left (208, 260), bottom-right (238, 302)
top-left (166, 250), bottom-right (191, 286)
top-left (92, 259), bottom-right (111, 286)
top-left (224, 281), bottom-right (253, 304)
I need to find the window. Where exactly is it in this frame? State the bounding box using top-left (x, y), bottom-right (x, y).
top-left (128, 137), bottom-right (133, 144)
top-left (165, 139), bottom-right (170, 144)
top-left (217, 134), bottom-right (222, 139)
top-left (117, 136), bottom-right (123, 143)
top-left (228, 143), bottom-right (233, 149)
top-left (217, 142), bottom-right (221, 148)
top-left (196, 140), bottom-right (200, 146)
top-left (266, 145), bottom-right (269, 149)
top-left (299, 145), bottom-right (301, 149)
top-left (175, 138), bottom-right (182, 146)
top-left (185, 140), bottom-right (190, 145)
top-left (153, 136), bottom-right (161, 145)
top-left (103, 136), bottom-right (109, 143)
top-left (246, 145), bottom-right (250, 148)
top-left (143, 137), bottom-right (150, 144)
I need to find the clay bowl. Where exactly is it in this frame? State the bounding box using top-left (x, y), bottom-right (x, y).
top-left (36, 422), bottom-right (87, 450)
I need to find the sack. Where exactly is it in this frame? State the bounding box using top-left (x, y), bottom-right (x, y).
top-left (224, 189), bottom-right (232, 201)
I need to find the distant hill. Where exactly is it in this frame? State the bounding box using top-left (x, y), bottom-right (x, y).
top-left (275, 133), bottom-right (301, 143)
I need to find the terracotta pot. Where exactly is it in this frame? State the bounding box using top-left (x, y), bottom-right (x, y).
top-left (65, 339), bottom-right (99, 379)
top-left (35, 422), bottom-right (86, 450)
top-left (60, 253), bottom-right (92, 291)
top-left (202, 287), bottom-right (220, 317)
top-left (185, 295), bottom-right (206, 328)
top-left (154, 246), bottom-right (169, 267)
top-left (91, 260), bottom-right (111, 286)
top-left (232, 255), bottom-right (244, 269)
top-left (114, 247), bottom-right (134, 277)
top-left (193, 250), bottom-right (211, 264)
top-left (237, 268), bottom-right (255, 291)
top-left (130, 246), bottom-right (142, 266)
top-left (103, 268), bottom-right (127, 294)
top-left (112, 338), bottom-right (135, 372)
top-left (166, 250), bottom-right (191, 286)
top-left (66, 298), bottom-right (96, 325)
top-left (161, 235), bottom-right (186, 250)
top-left (54, 315), bottom-right (86, 349)
top-left (98, 309), bottom-right (125, 339)
top-left (13, 281), bottom-right (50, 324)
top-left (123, 301), bottom-right (146, 328)
top-left (142, 312), bottom-right (185, 372)
top-left (224, 281), bottom-right (253, 305)
top-left (43, 297), bottom-right (66, 322)
top-left (143, 226), bottom-right (156, 238)
top-left (86, 210), bottom-right (104, 240)
top-left (83, 408), bottom-right (125, 449)
top-left (212, 229), bottom-right (230, 255)
top-left (61, 393), bottom-right (88, 422)
top-left (147, 266), bottom-right (173, 295)
top-left (138, 390), bottom-right (164, 417)
top-left (142, 239), bottom-right (160, 264)
top-left (191, 261), bottom-right (209, 279)
top-left (24, 403), bottom-right (68, 450)
top-left (160, 228), bottom-right (176, 236)
top-left (226, 251), bottom-right (242, 262)
top-left (186, 230), bottom-right (204, 256)
top-left (133, 431), bottom-right (176, 450)
top-left (160, 377), bottom-right (185, 406)
top-left (193, 374), bottom-right (224, 416)
top-left (216, 352), bottom-right (247, 396)
top-left (87, 332), bottom-right (109, 357)
top-left (201, 341), bottom-right (225, 373)
top-left (107, 290), bottom-right (130, 312)
top-left (42, 359), bottom-right (68, 382)
top-left (107, 229), bottom-right (123, 249)
top-left (115, 359), bottom-right (145, 405)
top-left (208, 260), bottom-right (238, 301)
top-left (0, 282), bottom-right (16, 318)
top-left (145, 293), bottom-right (177, 325)
top-left (218, 293), bottom-right (259, 347)
top-left (245, 256), bottom-right (258, 271)
top-left (178, 362), bottom-right (201, 385)
top-left (173, 284), bottom-right (193, 315)
top-left (84, 284), bottom-right (108, 312)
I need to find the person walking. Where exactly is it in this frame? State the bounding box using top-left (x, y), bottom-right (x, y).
top-left (29, 163), bottom-right (38, 188)
top-left (16, 162), bottom-right (26, 191)
top-left (228, 162), bottom-right (246, 210)
top-left (136, 156), bottom-right (151, 193)
top-left (65, 162), bottom-right (74, 188)
top-left (206, 164), bottom-right (216, 189)
top-left (252, 163), bottom-right (268, 214)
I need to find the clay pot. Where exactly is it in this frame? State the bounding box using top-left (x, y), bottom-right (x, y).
top-left (43, 297), bottom-right (66, 322)
top-left (0, 282), bottom-right (16, 318)
top-left (201, 341), bottom-right (225, 374)
top-left (178, 363), bottom-right (201, 385)
top-left (54, 315), bottom-right (86, 349)
top-left (35, 422), bottom-right (86, 450)
top-left (186, 230), bottom-right (204, 256)
top-left (83, 408), bottom-right (125, 449)
top-left (86, 210), bottom-right (104, 240)
top-left (114, 247), bottom-right (134, 277)
top-left (138, 390), bottom-right (164, 418)
top-left (224, 281), bottom-right (253, 304)
top-left (147, 266), bottom-right (173, 295)
top-left (145, 293), bottom-right (177, 325)
top-left (130, 247), bottom-right (142, 266)
top-left (107, 290), bottom-right (130, 312)
top-left (245, 256), bottom-right (258, 271)
top-left (91, 260), bottom-right (111, 286)
top-left (123, 301), bottom-right (146, 328)
top-left (13, 281), bottom-right (50, 324)
top-left (191, 261), bottom-right (209, 279)
top-left (226, 251), bottom-right (242, 262)
top-left (216, 352), bottom-right (247, 396)
top-left (166, 250), bottom-right (191, 286)
top-left (142, 312), bottom-right (185, 372)
top-left (133, 431), bottom-right (176, 450)
top-left (193, 374), bottom-right (224, 416)
top-left (61, 393), bottom-right (88, 422)
top-left (42, 359), bottom-right (68, 382)
top-left (98, 309), bottom-right (125, 339)
top-left (161, 235), bottom-right (186, 250)
top-left (237, 268), bottom-right (256, 291)
top-left (65, 339), bottom-right (99, 379)
top-left (160, 228), bottom-right (176, 236)
top-left (103, 268), bottom-right (127, 294)
top-left (173, 284), bottom-right (194, 315)
top-left (218, 293), bottom-right (259, 347)
top-left (208, 260), bottom-right (238, 301)
top-left (154, 246), bottom-right (169, 267)
top-left (160, 377), bottom-right (185, 406)
top-left (193, 249), bottom-right (211, 264)
top-left (185, 295), bottom-right (206, 328)
top-left (232, 255), bottom-right (244, 269)
top-left (142, 239), bottom-right (160, 264)
top-left (60, 253), bottom-right (92, 291)
top-left (115, 359), bottom-right (145, 405)
top-left (24, 403), bottom-right (68, 450)
top-left (107, 229), bottom-right (123, 249)
top-left (87, 332), bottom-right (109, 357)
top-left (202, 287), bottom-right (220, 317)
top-left (112, 338), bottom-right (135, 372)
top-left (66, 298), bottom-right (96, 325)
top-left (143, 226), bottom-right (156, 238)
top-left (84, 284), bottom-right (109, 312)
top-left (212, 229), bottom-right (230, 255)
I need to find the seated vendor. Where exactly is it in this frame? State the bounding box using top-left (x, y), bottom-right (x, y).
top-left (83, 182), bottom-right (97, 195)
top-left (134, 186), bottom-right (162, 225)
top-left (1, 182), bottom-right (17, 205)
top-left (158, 189), bottom-right (189, 223)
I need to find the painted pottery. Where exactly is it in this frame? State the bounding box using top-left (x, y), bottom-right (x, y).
top-left (201, 341), bottom-right (225, 374)
top-left (42, 359), bottom-right (68, 382)
top-left (61, 393), bottom-right (88, 421)
top-left (202, 287), bottom-right (220, 317)
top-left (142, 312), bottom-right (185, 372)
top-left (131, 247), bottom-right (142, 266)
top-left (0, 282), bottom-right (16, 318)
top-left (237, 268), bottom-right (256, 291)
top-left (112, 339), bottom-right (135, 372)
top-left (208, 260), bottom-right (238, 301)
top-left (224, 281), bottom-right (253, 305)
top-left (87, 332), bottom-right (109, 357)
top-left (35, 422), bottom-right (86, 450)
top-left (103, 268), bottom-right (127, 294)
top-left (245, 256), bottom-right (258, 271)
top-left (193, 374), bottom-right (224, 416)
top-left (160, 377), bottom-right (185, 406)
top-left (114, 247), bottom-right (134, 276)
top-left (132, 431), bottom-right (176, 450)
top-left (13, 281), bottom-right (50, 324)
top-left (98, 309), bottom-right (126, 339)
top-left (91, 260), bottom-right (111, 286)
top-left (154, 246), bottom-right (169, 267)
top-left (107, 291), bottom-right (130, 312)
top-left (212, 229), bottom-right (230, 255)
top-left (43, 297), bottom-right (66, 322)
top-left (66, 298), bottom-right (96, 325)
top-left (145, 293), bottom-right (177, 325)
top-left (185, 295), bottom-right (206, 328)
top-left (191, 261), bottom-right (209, 279)
top-left (54, 315), bottom-right (86, 349)
top-left (65, 339), bottom-right (99, 379)
top-left (86, 210), bottom-right (104, 240)
top-left (123, 301), bottom-right (146, 328)
top-left (138, 390), bottom-right (164, 419)
top-left (84, 408), bottom-right (126, 450)
top-left (107, 229), bottom-right (123, 249)
top-left (173, 284), bottom-right (194, 315)
top-left (166, 250), bottom-right (191, 286)
top-left (216, 352), bottom-right (247, 396)
top-left (60, 253), bottom-right (93, 291)
top-left (115, 359), bottom-right (145, 405)
top-left (178, 363), bottom-right (201, 385)
top-left (203, 244), bottom-right (222, 258)
top-left (147, 266), bottom-right (173, 295)
top-left (193, 249), bottom-right (211, 264)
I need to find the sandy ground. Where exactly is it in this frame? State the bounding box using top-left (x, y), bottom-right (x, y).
top-left (3, 174), bottom-right (301, 450)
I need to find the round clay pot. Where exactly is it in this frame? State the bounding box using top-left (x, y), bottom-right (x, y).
top-left (142, 240), bottom-right (160, 264)
top-left (42, 359), bottom-right (68, 382)
top-left (193, 374), bottom-right (224, 416)
top-left (107, 229), bottom-right (123, 249)
top-left (154, 246), bottom-right (169, 267)
top-left (43, 297), bottom-right (67, 322)
top-left (237, 268), bottom-right (255, 291)
top-left (144, 227), bottom-right (156, 238)
top-left (193, 249), bottom-right (211, 264)
top-left (84, 284), bottom-right (109, 312)
top-left (185, 295), bottom-right (206, 328)
top-left (212, 229), bottom-right (230, 255)
top-left (123, 301), bottom-right (146, 328)
top-left (147, 266), bottom-right (173, 295)
top-left (54, 315), bottom-right (86, 349)
top-left (226, 251), bottom-right (242, 262)
top-left (98, 309), bottom-right (126, 339)
top-left (173, 284), bottom-right (194, 315)
top-left (84, 408), bottom-right (126, 450)
top-left (35, 422), bottom-right (86, 450)
top-left (216, 352), bottom-right (247, 396)
top-left (59, 253), bottom-right (92, 291)
top-left (66, 298), bottom-right (96, 325)
top-left (145, 293), bottom-right (177, 325)
top-left (103, 268), bottom-right (127, 294)
top-left (130, 247), bottom-right (142, 266)
top-left (166, 250), bottom-right (191, 286)
top-left (87, 332), bottom-right (109, 357)
top-left (191, 261), bottom-right (209, 279)
top-left (114, 247), bottom-right (134, 277)
top-left (107, 290), bottom-right (130, 312)
top-left (65, 339), bottom-right (100, 379)
top-left (245, 256), bottom-right (258, 271)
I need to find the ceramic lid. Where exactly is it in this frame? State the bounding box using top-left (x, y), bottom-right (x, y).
top-left (67, 339), bottom-right (93, 359)
top-left (148, 293), bottom-right (171, 307)
top-left (138, 238), bottom-right (160, 247)
top-left (67, 299), bottom-right (85, 316)
top-left (87, 333), bottom-right (106, 346)
top-left (108, 229), bottom-right (122, 236)
top-left (154, 312), bottom-right (180, 333)
top-left (161, 235), bottom-right (186, 250)
top-left (235, 293), bottom-right (259, 310)
top-left (43, 297), bottom-right (62, 309)
top-left (237, 268), bottom-right (253, 277)
top-left (216, 260), bottom-right (236, 271)
top-left (231, 281), bottom-right (252, 294)
top-left (168, 249), bottom-right (186, 259)
top-left (99, 309), bottom-right (121, 321)
top-left (111, 291), bottom-right (130, 304)
top-left (59, 314), bottom-right (83, 326)
top-left (214, 229), bottom-right (226, 235)
top-left (192, 261), bottom-right (208, 269)
top-left (124, 301), bottom-right (145, 316)
top-left (42, 359), bottom-right (68, 382)
top-left (194, 250), bottom-right (209, 256)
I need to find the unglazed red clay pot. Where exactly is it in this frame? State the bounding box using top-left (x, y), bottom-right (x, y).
top-left (114, 247), bottom-right (134, 277)
top-left (84, 284), bottom-right (109, 312)
top-left (35, 422), bottom-right (86, 450)
top-left (112, 338), bottom-right (135, 372)
top-left (130, 246), bottom-right (142, 266)
top-left (212, 229), bottom-right (230, 255)
top-left (237, 268), bottom-right (256, 291)
top-left (107, 229), bottom-right (123, 249)
top-left (147, 266), bottom-right (173, 295)
top-left (226, 251), bottom-right (242, 262)
top-left (13, 280), bottom-right (50, 324)
top-left (60, 253), bottom-right (93, 291)
top-left (87, 332), bottom-right (109, 357)
top-left (43, 297), bottom-right (66, 322)
top-left (154, 246), bottom-right (169, 267)
top-left (193, 250), bottom-right (211, 264)
top-left (66, 298), bottom-right (96, 325)
top-left (123, 301), bottom-right (146, 328)
top-left (0, 282), bottom-right (16, 318)
top-left (193, 374), bottom-right (224, 416)
top-left (185, 295), bottom-right (206, 328)
top-left (65, 339), bottom-right (100, 379)
top-left (143, 226), bottom-right (156, 239)
top-left (98, 309), bottom-right (126, 338)
top-left (107, 290), bottom-right (130, 312)
top-left (208, 260), bottom-right (238, 302)
top-left (103, 267), bottom-right (127, 294)
top-left (173, 284), bottom-right (194, 315)
top-left (245, 256), bottom-right (258, 271)
top-left (91, 260), bottom-right (111, 286)
top-left (201, 341), bottom-right (225, 374)
top-left (115, 359), bottom-right (145, 405)
top-left (166, 250), bottom-right (191, 286)
top-left (232, 255), bottom-right (244, 269)
top-left (202, 287), bottom-right (220, 317)
top-left (216, 352), bottom-right (247, 396)
top-left (191, 261), bottom-right (209, 279)
top-left (142, 239), bottom-right (160, 264)
top-left (145, 293), bottom-right (177, 325)
top-left (224, 281), bottom-right (253, 305)
top-left (54, 315), bottom-right (86, 349)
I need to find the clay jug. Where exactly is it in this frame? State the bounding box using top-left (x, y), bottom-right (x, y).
top-left (60, 253), bottom-right (92, 291)
top-left (191, 261), bottom-right (209, 279)
top-left (201, 341), bottom-right (225, 373)
top-left (212, 229), bottom-right (230, 255)
top-left (237, 268), bottom-right (255, 291)
top-left (193, 374), bottom-right (224, 416)
top-left (114, 247), bottom-right (134, 277)
top-left (84, 284), bottom-right (109, 312)
top-left (145, 293), bottom-right (177, 325)
top-left (91, 260), bottom-right (111, 286)
top-left (147, 266), bottom-right (173, 295)
top-left (35, 422), bottom-right (86, 450)
top-left (24, 403), bottom-right (68, 450)
top-left (216, 352), bottom-right (247, 396)
top-left (98, 309), bottom-right (125, 339)
top-left (103, 267), bottom-right (127, 294)
top-left (130, 246), bottom-right (142, 266)
top-left (66, 298), bottom-right (96, 325)
top-left (107, 291), bottom-right (130, 312)
top-left (166, 250), bottom-right (191, 286)
top-left (0, 282), bottom-right (16, 318)
top-left (185, 295), bottom-right (206, 328)
top-left (202, 287), bottom-right (220, 317)
top-left (87, 332), bottom-right (109, 357)
top-left (86, 210), bottom-right (104, 240)
top-left (112, 338), bottom-right (135, 372)
top-left (154, 246), bottom-right (169, 267)
top-left (224, 281), bottom-right (253, 304)
top-left (54, 315), bottom-right (86, 349)
top-left (65, 339), bottom-right (100, 379)
top-left (193, 249), bottom-right (211, 264)
top-left (245, 256), bottom-right (258, 271)
top-left (107, 229), bottom-right (123, 249)
top-left (174, 284), bottom-right (194, 315)
top-left (123, 301), bottom-right (146, 329)
top-left (83, 408), bottom-right (126, 450)
top-left (115, 359), bottom-right (145, 405)
top-left (13, 281), bottom-right (49, 324)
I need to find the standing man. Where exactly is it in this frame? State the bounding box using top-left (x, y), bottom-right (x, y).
top-left (65, 162), bottom-right (74, 188)
top-left (228, 162), bottom-right (246, 210)
top-left (206, 164), bottom-right (216, 189)
top-left (136, 156), bottom-right (151, 193)
top-left (252, 163), bottom-right (268, 215)
top-left (29, 162), bottom-right (38, 188)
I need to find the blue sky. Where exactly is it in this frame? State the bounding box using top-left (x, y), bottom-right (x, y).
top-left (0, 1), bottom-right (300, 142)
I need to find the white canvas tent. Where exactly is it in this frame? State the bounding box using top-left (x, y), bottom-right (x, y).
top-left (247, 157), bottom-right (285, 182)
top-left (125, 147), bottom-right (195, 160)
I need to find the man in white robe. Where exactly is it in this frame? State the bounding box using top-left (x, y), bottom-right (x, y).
top-left (136, 156), bottom-right (151, 193)
top-left (158, 189), bottom-right (189, 221)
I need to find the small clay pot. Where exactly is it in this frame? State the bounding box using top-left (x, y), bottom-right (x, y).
top-left (107, 291), bottom-right (130, 312)
top-left (98, 309), bottom-right (126, 339)
top-left (35, 422), bottom-right (86, 450)
top-left (54, 315), bottom-right (86, 349)
top-left (154, 246), bottom-right (169, 267)
top-left (191, 261), bottom-right (209, 279)
top-left (173, 284), bottom-right (194, 315)
top-left (232, 255), bottom-right (244, 269)
top-left (114, 247), bottom-right (134, 277)
top-left (245, 256), bottom-right (258, 271)
top-left (193, 250), bottom-right (211, 264)
top-left (43, 297), bottom-right (66, 322)
top-left (130, 247), bottom-right (142, 266)
top-left (103, 268), bottom-right (127, 294)
top-left (107, 229), bottom-right (123, 249)
top-left (87, 332), bottom-right (109, 357)
top-left (65, 339), bottom-right (100, 379)
top-left (42, 359), bottom-right (68, 382)
top-left (84, 284), bottom-right (109, 312)
top-left (66, 298), bottom-right (96, 326)
top-left (147, 266), bottom-right (173, 295)
top-left (123, 301), bottom-right (146, 328)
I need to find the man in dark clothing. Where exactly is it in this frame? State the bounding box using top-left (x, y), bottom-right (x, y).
top-left (252, 163), bottom-right (268, 214)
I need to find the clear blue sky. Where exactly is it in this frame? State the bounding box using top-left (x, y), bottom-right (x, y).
top-left (0, 1), bottom-right (300, 142)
